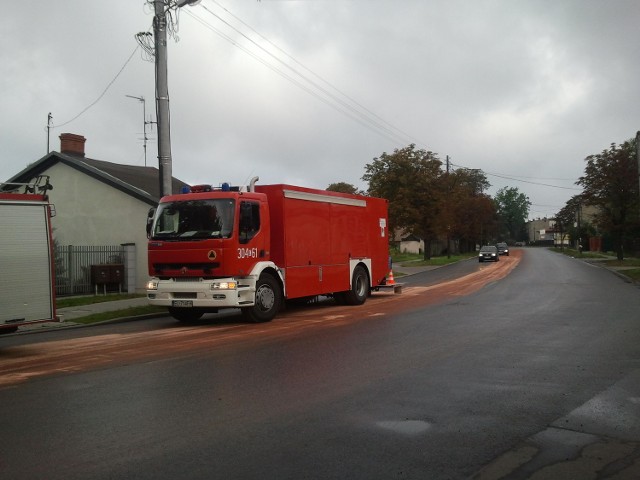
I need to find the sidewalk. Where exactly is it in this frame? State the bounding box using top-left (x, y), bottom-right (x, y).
top-left (17, 296), bottom-right (152, 333)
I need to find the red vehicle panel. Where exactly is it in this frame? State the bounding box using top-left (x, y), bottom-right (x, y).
top-left (147, 181), bottom-right (390, 322)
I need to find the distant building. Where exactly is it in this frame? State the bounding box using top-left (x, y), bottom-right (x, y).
top-left (526, 218), bottom-right (565, 245)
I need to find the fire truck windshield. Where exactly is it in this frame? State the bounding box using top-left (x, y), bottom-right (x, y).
top-left (152, 199), bottom-right (235, 240)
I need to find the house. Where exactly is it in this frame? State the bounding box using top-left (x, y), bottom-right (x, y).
top-left (391, 228), bottom-right (454, 256)
top-left (2, 133), bottom-right (188, 293)
top-left (393, 230), bottom-right (424, 255)
top-left (527, 218), bottom-right (557, 245)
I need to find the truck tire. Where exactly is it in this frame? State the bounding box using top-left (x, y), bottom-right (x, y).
top-left (168, 307), bottom-right (204, 323)
top-left (0, 326), bottom-right (19, 335)
top-left (344, 265), bottom-right (369, 306)
top-left (243, 274), bottom-right (282, 323)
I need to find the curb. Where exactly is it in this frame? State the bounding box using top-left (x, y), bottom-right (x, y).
top-left (12, 312), bottom-right (168, 336)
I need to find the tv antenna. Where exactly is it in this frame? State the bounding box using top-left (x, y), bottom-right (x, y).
top-left (126, 95), bottom-right (156, 166)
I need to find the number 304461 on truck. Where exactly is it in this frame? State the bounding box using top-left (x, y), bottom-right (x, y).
top-left (146, 177), bottom-right (396, 323)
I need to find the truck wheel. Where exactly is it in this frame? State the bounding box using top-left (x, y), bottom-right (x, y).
top-left (243, 274), bottom-right (282, 323)
top-left (168, 307), bottom-right (204, 323)
top-left (333, 292), bottom-right (347, 305)
top-left (0, 326), bottom-right (19, 335)
top-left (344, 265), bottom-right (369, 306)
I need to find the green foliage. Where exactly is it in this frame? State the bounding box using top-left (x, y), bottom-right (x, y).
top-left (494, 186), bottom-right (531, 241)
top-left (443, 168), bottom-right (498, 251)
top-left (363, 144), bottom-right (497, 258)
top-left (577, 139), bottom-right (639, 260)
top-left (363, 144), bottom-right (442, 237)
top-left (326, 182), bottom-right (363, 195)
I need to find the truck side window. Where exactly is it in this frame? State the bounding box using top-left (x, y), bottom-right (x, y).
top-left (239, 201), bottom-right (260, 244)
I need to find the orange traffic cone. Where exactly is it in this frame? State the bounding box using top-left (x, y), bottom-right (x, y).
top-left (387, 269), bottom-right (395, 285)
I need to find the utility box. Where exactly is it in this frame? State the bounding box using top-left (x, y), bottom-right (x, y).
top-left (91, 264), bottom-right (124, 294)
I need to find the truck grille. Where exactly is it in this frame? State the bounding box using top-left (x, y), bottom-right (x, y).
top-left (153, 263), bottom-right (220, 274)
top-left (173, 292), bottom-right (197, 299)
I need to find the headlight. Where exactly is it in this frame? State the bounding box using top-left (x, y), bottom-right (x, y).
top-left (147, 279), bottom-right (158, 290)
top-left (211, 281), bottom-right (237, 290)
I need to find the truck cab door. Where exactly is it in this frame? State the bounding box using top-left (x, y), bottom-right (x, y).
top-left (235, 200), bottom-right (267, 274)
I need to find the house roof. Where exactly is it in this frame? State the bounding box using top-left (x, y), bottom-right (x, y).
top-left (2, 152), bottom-right (189, 206)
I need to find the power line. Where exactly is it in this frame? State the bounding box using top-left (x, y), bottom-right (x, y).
top-left (183, 2), bottom-right (416, 147)
top-left (449, 161), bottom-right (581, 191)
top-left (485, 172), bottom-right (581, 190)
top-left (183, 2), bottom-right (584, 201)
top-left (208, 0), bottom-right (423, 146)
top-left (53, 45), bottom-right (140, 129)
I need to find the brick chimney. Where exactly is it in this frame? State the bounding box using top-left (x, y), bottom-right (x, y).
top-left (59, 133), bottom-right (86, 157)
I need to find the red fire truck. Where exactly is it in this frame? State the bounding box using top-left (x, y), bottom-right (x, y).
top-left (0, 176), bottom-right (57, 334)
top-left (147, 177), bottom-right (392, 322)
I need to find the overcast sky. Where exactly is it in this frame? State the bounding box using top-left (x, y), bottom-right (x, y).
top-left (2, 0), bottom-right (639, 219)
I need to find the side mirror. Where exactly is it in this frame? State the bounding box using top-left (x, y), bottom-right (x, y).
top-left (146, 208), bottom-right (155, 238)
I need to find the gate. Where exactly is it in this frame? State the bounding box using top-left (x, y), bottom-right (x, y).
top-left (55, 245), bottom-right (125, 296)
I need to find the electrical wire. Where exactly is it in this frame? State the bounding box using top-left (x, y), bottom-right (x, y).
top-left (184, 1), bottom-right (419, 146)
top-left (183, 7), bottom-right (413, 146)
top-left (196, 1), bottom-right (582, 197)
top-left (140, 0), bottom-right (583, 204)
top-left (53, 45), bottom-right (140, 129)
top-left (208, 0), bottom-right (424, 147)
top-left (449, 161), bottom-right (581, 191)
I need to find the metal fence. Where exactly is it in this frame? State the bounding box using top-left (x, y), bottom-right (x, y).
top-left (54, 245), bottom-right (125, 296)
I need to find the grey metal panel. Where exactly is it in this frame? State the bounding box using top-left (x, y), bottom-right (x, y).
top-left (0, 202), bottom-right (54, 324)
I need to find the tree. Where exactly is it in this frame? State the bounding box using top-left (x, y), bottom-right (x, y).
top-left (494, 187), bottom-right (531, 242)
top-left (577, 139), bottom-right (639, 260)
top-left (439, 168), bottom-right (496, 254)
top-left (363, 144), bottom-right (442, 259)
top-left (555, 195), bottom-right (582, 251)
top-left (326, 182), bottom-right (363, 195)
top-left (449, 175), bottom-right (498, 251)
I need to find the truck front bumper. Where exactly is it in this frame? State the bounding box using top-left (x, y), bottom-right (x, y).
top-left (147, 277), bottom-right (256, 309)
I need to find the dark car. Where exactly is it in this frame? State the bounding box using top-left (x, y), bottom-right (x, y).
top-left (478, 245), bottom-right (499, 262)
top-left (496, 242), bottom-right (509, 256)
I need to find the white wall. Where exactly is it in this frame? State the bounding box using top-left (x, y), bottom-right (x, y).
top-left (43, 162), bottom-right (150, 292)
top-left (400, 239), bottom-right (424, 255)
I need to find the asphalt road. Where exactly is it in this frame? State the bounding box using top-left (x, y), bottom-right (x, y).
top-left (1, 248), bottom-right (639, 479)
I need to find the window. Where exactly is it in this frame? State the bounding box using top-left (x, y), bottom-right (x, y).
top-left (152, 199), bottom-right (235, 240)
top-left (239, 201), bottom-right (260, 244)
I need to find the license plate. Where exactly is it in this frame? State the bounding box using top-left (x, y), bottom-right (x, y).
top-left (172, 300), bottom-right (193, 307)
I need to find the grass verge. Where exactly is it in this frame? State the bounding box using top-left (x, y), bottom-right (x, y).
top-left (398, 252), bottom-right (477, 267)
top-left (56, 294), bottom-right (145, 309)
top-left (602, 258), bottom-right (640, 267)
top-left (621, 269), bottom-right (640, 282)
top-left (69, 306), bottom-right (166, 325)
top-left (550, 247), bottom-right (608, 259)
